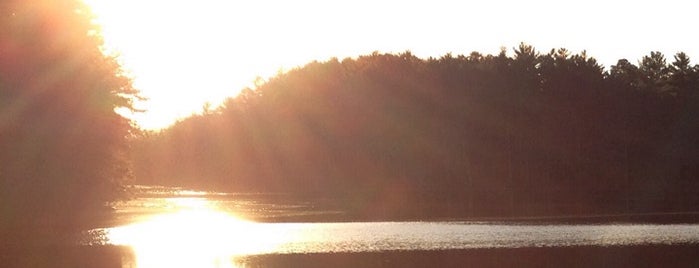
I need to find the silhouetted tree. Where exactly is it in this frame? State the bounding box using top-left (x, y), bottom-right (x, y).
top-left (668, 52), bottom-right (698, 97)
top-left (0, 0), bottom-right (137, 245)
top-left (609, 59), bottom-right (642, 90)
top-left (639, 51), bottom-right (671, 92)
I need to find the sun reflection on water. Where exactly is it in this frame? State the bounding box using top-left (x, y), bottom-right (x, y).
top-left (108, 197), bottom-right (287, 268)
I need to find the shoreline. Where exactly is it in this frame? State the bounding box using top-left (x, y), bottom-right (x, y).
top-left (237, 244), bottom-right (699, 268)
top-left (0, 245), bottom-right (133, 268)
top-left (2, 243), bottom-right (698, 267)
top-left (115, 186), bottom-right (699, 226)
top-left (247, 211), bottom-right (699, 224)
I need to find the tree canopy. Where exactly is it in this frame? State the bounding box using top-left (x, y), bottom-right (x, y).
top-left (134, 46), bottom-right (699, 220)
top-left (0, 0), bottom-right (137, 245)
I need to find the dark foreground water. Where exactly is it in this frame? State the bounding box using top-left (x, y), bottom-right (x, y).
top-left (238, 245), bottom-right (699, 268)
top-left (102, 186), bottom-right (699, 268)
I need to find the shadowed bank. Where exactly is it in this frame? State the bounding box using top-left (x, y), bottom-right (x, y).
top-left (3, 244), bottom-right (699, 268)
top-left (238, 245), bottom-right (699, 268)
top-left (0, 245), bottom-right (133, 268)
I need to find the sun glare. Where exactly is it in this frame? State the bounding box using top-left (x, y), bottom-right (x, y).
top-left (84, 0), bottom-right (294, 130)
top-left (108, 200), bottom-right (289, 268)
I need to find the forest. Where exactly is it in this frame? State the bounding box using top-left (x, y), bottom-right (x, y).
top-left (132, 44), bottom-right (699, 220)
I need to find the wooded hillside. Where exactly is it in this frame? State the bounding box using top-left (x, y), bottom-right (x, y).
top-left (132, 45), bottom-right (699, 219)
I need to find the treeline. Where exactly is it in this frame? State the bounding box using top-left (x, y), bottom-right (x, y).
top-left (133, 44), bottom-right (699, 219)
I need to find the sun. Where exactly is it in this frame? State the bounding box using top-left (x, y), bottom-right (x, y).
top-left (83, 0), bottom-right (290, 130)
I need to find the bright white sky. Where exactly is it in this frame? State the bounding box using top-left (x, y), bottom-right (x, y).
top-left (84, 0), bottom-right (698, 130)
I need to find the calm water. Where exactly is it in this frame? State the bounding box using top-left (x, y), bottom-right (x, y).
top-left (248, 222), bottom-right (699, 253)
top-left (106, 186), bottom-right (699, 268)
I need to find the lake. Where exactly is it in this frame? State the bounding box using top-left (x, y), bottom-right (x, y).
top-left (105, 186), bottom-right (699, 268)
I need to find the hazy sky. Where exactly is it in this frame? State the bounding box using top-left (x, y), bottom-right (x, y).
top-left (86, 0), bottom-right (698, 129)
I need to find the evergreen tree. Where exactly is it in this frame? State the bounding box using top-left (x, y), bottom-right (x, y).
top-left (0, 0), bottom-right (137, 245)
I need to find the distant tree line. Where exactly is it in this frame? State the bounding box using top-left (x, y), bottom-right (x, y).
top-left (133, 44), bottom-right (699, 219)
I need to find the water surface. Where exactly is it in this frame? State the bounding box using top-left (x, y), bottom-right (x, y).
top-left (106, 186), bottom-right (699, 268)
